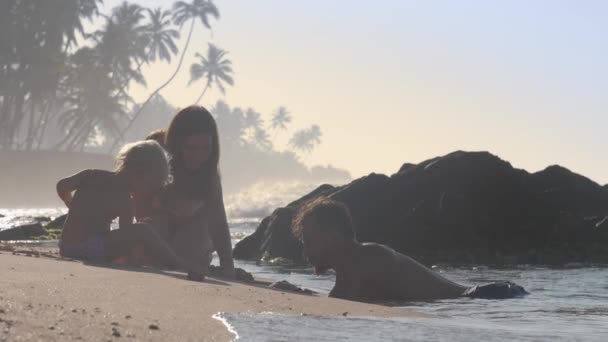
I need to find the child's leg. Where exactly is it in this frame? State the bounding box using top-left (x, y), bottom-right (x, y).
top-left (104, 223), bottom-right (201, 273)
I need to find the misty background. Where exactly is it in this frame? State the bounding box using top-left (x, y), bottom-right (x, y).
top-left (1, 0), bottom-right (607, 207)
top-left (0, 0), bottom-right (350, 207)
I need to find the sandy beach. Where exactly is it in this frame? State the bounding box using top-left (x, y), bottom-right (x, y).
top-left (0, 251), bottom-right (422, 341)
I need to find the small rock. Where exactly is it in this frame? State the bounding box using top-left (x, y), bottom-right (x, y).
top-left (125, 315), bottom-right (131, 319)
top-left (342, 312), bottom-right (348, 317)
top-left (45, 214), bottom-right (67, 230)
top-left (0, 222), bottom-right (45, 240)
top-left (112, 327), bottom-right (121, 337)
top-left (111, 322), bottom-right (119, 326)
top-left (48, 326), bottom-right (55, 330)
top-left (148, 324), bottom-right (159, 330)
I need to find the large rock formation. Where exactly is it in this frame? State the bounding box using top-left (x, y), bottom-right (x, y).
top-left (233, 151), bottom-right (608, 265)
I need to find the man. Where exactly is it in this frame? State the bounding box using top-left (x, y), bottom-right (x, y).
top-left (292, 198), bottom-right (528, 302)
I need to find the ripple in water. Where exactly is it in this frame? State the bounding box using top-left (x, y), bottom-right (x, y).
top-left (215, 312), bottom-right (606, 342)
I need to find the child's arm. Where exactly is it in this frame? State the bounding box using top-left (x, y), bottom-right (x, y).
top-left (56, 170), bottom-right (92, 208)
top-left (118, 197), bottom-right (135, 229)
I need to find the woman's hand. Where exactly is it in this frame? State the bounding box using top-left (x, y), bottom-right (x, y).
top-left (219, 265), bottom-right (236, 279)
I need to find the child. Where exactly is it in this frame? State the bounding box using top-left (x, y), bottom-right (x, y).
top-left (292, 198), bottom-right (528, 302)
top-left (57, 140), bottom-right (204, 279)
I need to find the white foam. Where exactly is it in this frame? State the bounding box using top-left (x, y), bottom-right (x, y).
top-left (212, 312), bottom-right (240, 341)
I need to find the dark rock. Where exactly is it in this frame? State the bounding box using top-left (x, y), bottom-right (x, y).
top-left (44, 214), bottom-right (67, 230)
top-left (396, 163), bottom-right (417, 175)
top-left (0, 222), bottom-right (45, 241)
top-left (234, 151), bottom-right (608, 265)
top-left (233, 184), bottom-right (337, 261)
top-left (33, 216), bottom-right (51, 223)
top-left (269, 280), bottom-right (316, 295)
top-left (148, 324), bottom-right (159, 330)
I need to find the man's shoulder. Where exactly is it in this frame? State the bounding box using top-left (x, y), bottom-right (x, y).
top-left (360, 242), bottom-right (397, 255)
top-left (358, 242), bottom-right (400, 265)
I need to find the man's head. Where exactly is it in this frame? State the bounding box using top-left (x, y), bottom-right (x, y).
top-left (292, 198), bottom-right (356, 274)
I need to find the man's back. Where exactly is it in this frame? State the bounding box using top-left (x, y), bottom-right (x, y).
top-left (336, 243), bottom-right (466, 302)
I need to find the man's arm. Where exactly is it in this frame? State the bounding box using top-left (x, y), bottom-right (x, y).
top-left (56, 169), bottom-right (92, 208)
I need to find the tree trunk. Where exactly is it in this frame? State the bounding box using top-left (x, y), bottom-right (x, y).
top-left (109, 18), bottom-right (197, 154)
top-left (35, 100), bottom-right (53, 149)
top-left (25, 98), bottom-right (37, 150)
top-left (9, 92), bottom-right (25, 149)
top-left (194, 83), bottom-right (210, 105)
top-left (0, 94), bottom-right (13, 147)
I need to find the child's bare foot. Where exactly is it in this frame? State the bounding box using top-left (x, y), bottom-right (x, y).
top-left (187, 271), bottom-right (205, 282)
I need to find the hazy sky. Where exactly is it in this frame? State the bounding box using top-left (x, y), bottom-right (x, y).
top-left (104, 0), bottom-right (608, 184)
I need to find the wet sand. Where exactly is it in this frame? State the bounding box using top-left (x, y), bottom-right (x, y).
top-left (0, 252), bottom-right (423, 341)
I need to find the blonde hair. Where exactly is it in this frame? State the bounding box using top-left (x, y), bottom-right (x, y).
top-left (115, 140), bottom-right (169, 181)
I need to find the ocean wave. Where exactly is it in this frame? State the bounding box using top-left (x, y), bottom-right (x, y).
top-left (224, 181), bottom-right (320, 220)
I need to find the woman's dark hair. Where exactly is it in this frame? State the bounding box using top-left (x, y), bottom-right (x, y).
top-left (165, 105), bottom-right (220, 200)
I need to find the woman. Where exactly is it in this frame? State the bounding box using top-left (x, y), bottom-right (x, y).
top-left (153, 106), bottom-right (235, 278)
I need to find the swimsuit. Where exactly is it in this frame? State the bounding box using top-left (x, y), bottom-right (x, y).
top-left (59, 235), bottom-right (106, 262)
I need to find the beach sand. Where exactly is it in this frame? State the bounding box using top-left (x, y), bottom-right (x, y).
top-left (0, 252), bottom-right (423, 341)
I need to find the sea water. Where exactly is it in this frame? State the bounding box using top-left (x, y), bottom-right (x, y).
top-left (2, 181), bottom-right (608, 341)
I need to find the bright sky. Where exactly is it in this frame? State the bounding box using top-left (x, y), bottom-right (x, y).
top-left (104, 0), bottom-right (608, 184)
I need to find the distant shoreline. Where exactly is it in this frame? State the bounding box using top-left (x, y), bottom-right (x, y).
top-left (0, 149), bottom-right (351, 208)
top-left (0, 150), bottom-right (114, 208)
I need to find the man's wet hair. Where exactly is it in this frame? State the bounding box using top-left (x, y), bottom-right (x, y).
top-left (292, 198), bottom-right (356, 240)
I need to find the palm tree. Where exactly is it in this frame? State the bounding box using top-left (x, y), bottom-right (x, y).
top-left (270, 106), bottom-right (291, 138)
top-left (144, 7), bottom-right (180, 64)
top-left (189, 43), bottom-right (234, 104)
top-left (110, 0), bottom-right (219, 152)
top-left (253, 127), bottom-right (272, 150)
top-left (0, 0), bottom-right (102, 149)
top-left (94, 2), bottom-right (147, 88)
top-left (308, 124), bottom-right (322, 145)
top-left (56, 48), bottom-right (129, 151)
top-left (289, 125), bottom-right (323, 155)
top-left (212, 101), bottom-right (246, 145)
top-left (243, 108), bottom-right (263, 132)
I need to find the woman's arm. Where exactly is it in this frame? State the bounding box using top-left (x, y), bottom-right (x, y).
top-left (207, 175), bottom-right (235, 278)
